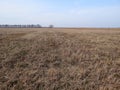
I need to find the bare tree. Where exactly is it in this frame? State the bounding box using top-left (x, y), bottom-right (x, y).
top-left (49, 25), bottom-right (54, 28)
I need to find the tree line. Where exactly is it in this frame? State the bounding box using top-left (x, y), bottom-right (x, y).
top-left (0, 24), bottom-right (54, 28)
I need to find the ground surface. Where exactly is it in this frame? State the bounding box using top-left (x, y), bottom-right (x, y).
top-left (0, 28), bottom-right (120, 90)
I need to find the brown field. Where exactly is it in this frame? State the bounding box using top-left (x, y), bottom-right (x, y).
top-left (0, 28), bottom-right (120, 90)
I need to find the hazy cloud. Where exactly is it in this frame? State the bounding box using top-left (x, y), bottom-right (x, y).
top-left (0, 0), bottom-right (120, 27)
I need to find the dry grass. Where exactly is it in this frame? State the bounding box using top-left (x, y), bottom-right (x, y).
top-left (0, 28), bottom-right (120, 90)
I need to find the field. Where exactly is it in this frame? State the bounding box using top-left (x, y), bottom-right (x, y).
top-left (0, 28), bottom-right (120, 90)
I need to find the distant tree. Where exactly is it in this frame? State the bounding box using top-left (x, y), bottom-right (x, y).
top-left (49, 25), bottom-right (54, 28)
top-left (5, 24), bottom-right (8, 28)
top-left (37, 24), bottom-right (42, 28)
top-left (0, 24), bottom-right (43, 28)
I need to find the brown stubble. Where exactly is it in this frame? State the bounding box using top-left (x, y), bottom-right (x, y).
top-left (0, 28), bottom-right (120, 90)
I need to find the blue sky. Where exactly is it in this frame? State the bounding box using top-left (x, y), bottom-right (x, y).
top-left (0, 0), bottom-right (120, 27)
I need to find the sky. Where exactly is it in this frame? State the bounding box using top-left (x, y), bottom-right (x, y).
top-left (0, 0), bottom-right (120, 27)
